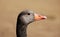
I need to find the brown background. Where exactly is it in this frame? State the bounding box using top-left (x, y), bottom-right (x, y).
top-left (0, 0), bottom-right (60, 37)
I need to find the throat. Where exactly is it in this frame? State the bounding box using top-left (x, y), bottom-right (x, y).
top-left (16, 20), bottom-right (28, 37)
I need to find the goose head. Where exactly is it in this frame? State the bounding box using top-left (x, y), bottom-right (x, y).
top-left (17, 10), bottom-right (47, 25)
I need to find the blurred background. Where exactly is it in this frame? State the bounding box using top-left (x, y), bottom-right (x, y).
top-left (0, 0), bottom-right (60, 37)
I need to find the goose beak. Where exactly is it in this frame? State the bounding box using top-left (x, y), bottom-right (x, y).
top-left (34, 13), bottom-right (47, 21)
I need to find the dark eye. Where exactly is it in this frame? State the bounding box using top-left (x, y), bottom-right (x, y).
top-left (27, 13), bottom-right (30, 15)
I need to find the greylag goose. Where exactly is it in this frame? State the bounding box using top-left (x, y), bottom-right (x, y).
top-left (16, 10), bottom-right (47, 37)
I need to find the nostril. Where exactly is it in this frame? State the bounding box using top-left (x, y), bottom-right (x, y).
top-left (39, 15), bottom-right (41, 17)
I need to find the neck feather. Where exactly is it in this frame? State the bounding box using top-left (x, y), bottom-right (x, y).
top-left (16, 19), bottom-right (28, 37)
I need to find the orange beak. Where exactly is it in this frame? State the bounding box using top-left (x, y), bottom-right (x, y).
top-left (34, 13), bottom-right (47, 21)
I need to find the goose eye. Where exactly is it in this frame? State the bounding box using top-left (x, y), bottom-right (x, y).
top-left (27, 13), bottom-right (30, 15)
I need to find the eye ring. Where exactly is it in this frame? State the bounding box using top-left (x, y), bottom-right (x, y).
top-left (27, 13), bottom-right (30, 15)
